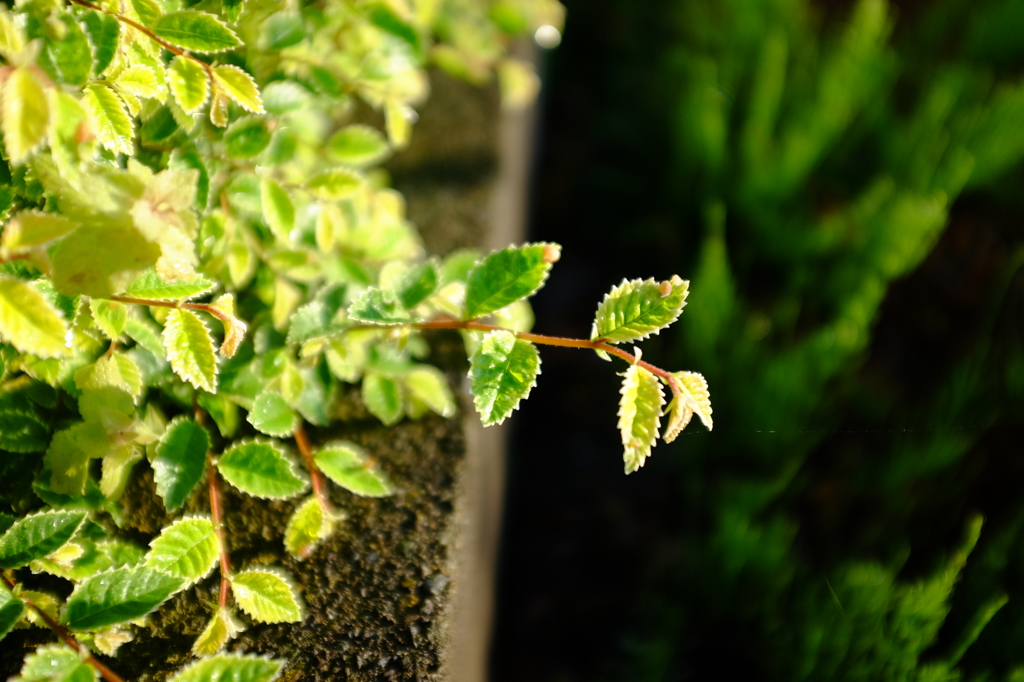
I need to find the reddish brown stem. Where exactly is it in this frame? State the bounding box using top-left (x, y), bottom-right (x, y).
top-left (294, 422), bottom-right (330, 513)
top-left (0, 253), bottom-right (29, 265)
top-left (207, 460), bottom-right (232, 609)
top-left (2, 573), bottom-right (126, 682)
top-left (410, 318), bottom-right (677, 383)
top-left (66, 0), bottom-right (217, 81)
top-left (108, 296), bottom-right (232, 324)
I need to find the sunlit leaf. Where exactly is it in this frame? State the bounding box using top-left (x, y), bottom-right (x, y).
top-left (163, 308), bottom-right (218, 392)
top-left (2, 67), bottom-right (48, 165)
top-left (247, 390), bottom-right (298, 437)
top-left (82, 84), bottom-right (134, 156)
top-left (663, 371), bottom-right (713, 442)
top-left (169, 654), bottom-right (282, 682)
top-left (81, 12), bottom-right (119, 76)
top-left (90, 299), bottom-right (127, 340)
top-left (592, 276), bottom-right (688, 344)
top-left (10, 645), bottom-right (96, 682)
top-left (153, 11), bottom-right (242, 53)
top-left (348, 288), bottom-right (410, 325)
top-left (404, 365), bottom-right (456, 418)
top-left (225, 117), bottom-right (271, 158)
top-left (192, 608), bottom-right (245, 656)
top-left (0, 510), bottom-right (85, 569)
top-left (0, 210), bottom-right (77, 255)
top-left (307, 168), bottom-right (365, 200)
top-left (469, 330), bottom-right (540, 426)
top-left (261, 179), bottom-right (294, 240)
top-left (124, 269), bottom-right (214, 301)
top-left (0, 276), bottom-right (70, 358)
top-left (64, 566), bottom-right (184, 630)
top-left (314, 441), bottom-right (394, 497)
top-left (213, 65), bottom-right (264, 114)
top-left (168, 56), bottom-right (210, 114)
top-left (230, 568), bottom-right (304, 623)
top-left (145, 516), bottom-right (219, 584)
top-left (327, 125), bottom-right (391, 166)
top-left (218, 440), bottom-right (307, 499)
top-left (618, 361), bottom-right (665, 474)
top-left (362, 372), bottom-right (403, 425)
top-left (284, 496), bottom-right (336, 559)
top-left (464, 243), bottom-right (559, 319)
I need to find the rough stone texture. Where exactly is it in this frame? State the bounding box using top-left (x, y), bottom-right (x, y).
top-left (0, 70), bottom-right (502, 681)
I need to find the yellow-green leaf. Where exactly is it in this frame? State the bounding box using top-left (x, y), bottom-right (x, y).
top-left (152, 11), bottom-right (242, 53)
top-left (2, 67), bottom-right (49, 165)
top-left (618, 362), bottom-right (665, 474)
top-left (230, 568), bottom-right (304, 623)
top-left (0, 275), bottom-right (70, 358)
top-left (284, 496), bottom-right (336, 559)
top-left (162, 308), bottom-right (218, 393)
top-left (0, 210), bottom-right (77, 255)
top-left (113, 65), bottom-right (166, 102)
top-left (663, 371), bottom-right (713, 442)
top-left (307, 168), bottom-right (365, 200)
top-left (168, 56), bottom-right (209, 114)
top-left (192, 609), bottom-right (245, 656)
top-left (261, 179), bottom-right (294, 240)
top-left (213, 65), bottom-right (264, 114)
top-left (82, 84), bottom-right (134, 155)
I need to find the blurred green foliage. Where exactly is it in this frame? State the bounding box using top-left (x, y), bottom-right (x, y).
top-left (597, 0), bottom-right (1024, 678)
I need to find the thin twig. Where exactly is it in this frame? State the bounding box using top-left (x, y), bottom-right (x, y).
top-left (207, 460), bottom-right (232, 609)
top-left (294, 422), bottom-right (331, 515)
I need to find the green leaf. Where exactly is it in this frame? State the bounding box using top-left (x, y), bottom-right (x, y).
top-left (153, 417), bottom-right (209, 511)
top-left (39, 14), bottom-right (92, 87)
top-left (64, 565), bottom-right (184, 630)
top-left (125, 317), bottom-right (165, 356)
top-left (362, 372), bottom-right (403, 426)
top-left (263, 11), bottom-right (304, 50)
top-left (396, 261), bottom-right (438, 309)
top-left (348, 288), bottom-right (410, 325)
top-left (261, 179), bottom-right (295, 240)
top-left (368, 4), bottom-right (421, 54)
top-left (247, 390), bottom-right (298, 437)
top-left (464, 243), bottom-right (559, 319)
top-left (51, 224), bottom-right (161, 298)
top-left (314, 441), bottom-right (394, 497)
top-left (213, 65), bottom-right (264, 114)
top-left (168, 56), bottom-right (210, 114)
top-left (145, 516), bottom-right (219, 584)
top-left (0, 275), bottom-right (70, 358)
top-left (131, 0), bottom-right (162, 25)
top-left (81, 12), bottom-right (119, 76)
top-left (169, 654), bottom-right (283, 682)
top-left (307, 168), bottom-right (365, 200)
top-left (163, 308), bottom-right (218, 392)
top-left (592, 276), bottom-right (689, 344)
top-left (404, 365), bottom-right (457, 418)
top-left (663, 371), bottom-right (713, 442)
top-left (11, 645), bottom-right (96, 682)
top-left (2, 67), bottom-right (49, 165)
top-left (44, 423), bottom-right (106, 496)
top-left (192, 608), bottom-right (245, 656)
top-left (0, 510), bottom-right (85, 569)
top-left (327, 125), bottom-right (391, 166)
top-left (618, 362), bottom-right (665, 474)
top-left (284, 496), bottom-right (335, 559)
top-left (75, 353), bottom-right (143, 402)
top-left (469, 330), bottom-right (540, 426)
top-left (90, 299), bottom-right (127, 340)
top-left (0, 210), bottom-right (77, 256)
top-left (0, 585), bottom-right (24, 641)
top-left (125, 270), bottom-right (214, 301)
top-left (218, 440), bottom-right (307, 499)
top-left (113, 65), bottom-right (165, 101)
top-left (82, 84), bottom-right (134, 156)
top-left (230, 568), bottom-right (304, 623)
top-left (225, 117), bottom-right (272, 158)
top-left (153, 11), bottom-right (242, 53)
top-left (0, 405), bottom-right (49, 452)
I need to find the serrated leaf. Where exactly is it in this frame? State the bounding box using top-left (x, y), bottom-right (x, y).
top-left (168, 56), bottom-right (210, 114)
top-left (663, 371), bottom-right (713, 442)
top-left (464, 243), bottom-right (559, 319)
top-left (0, 275), bottom-right (70, 358)
top-left (11, 645), bottom-right (96, 682)
top-left (82, 12), bottom-right (119, 76)
top-left (209, 293), bottom-right (247, 358)
top-left (213, 65), bottom-right (264, 114)
top-left (0, 511), bottom-right (85, 569)
top-left (209, 87), bottom-right (230, 127)
top-left (192, 608), bottom-right (245, 656)
top-left (225, 117), bottom-right (271, 158)
top-left (50, 224), bottom-right (161, 298)
top-left (0, 406), bottom-right (48, 452)
top-left (2, 67), bottom-right (49, 165)
top-left (75, 353), bottom-right (143, 401)
top-left (618, 363), bottom-right (665, 474)
top-left (348, 288), bottom-right (410, 325)
top-left (90, 299), bottom-right (127, 340)
top-left (82, 84), bottom-right (133, 156)
top-left (169, 654), bottom-right (283, 682)
top-left (113, 65), bottom-right (165, 101)
top-left (284, 496), bottom-right (335, 559)
top-left (0, 210), bottom-right (77, 254)
top-left (593, 276), bottom-right (689, 344)
top-left (99, 444), bottom-right (141, 499)
top-left (261, 179), bottom-right (294, 240)
top-left (469, 330), bottom-right (540, 426)
top-left (125, 270), bottom-right (214, 301)
top-left (404, 366), bottom-right (456, 418)
top-left (64, 565), bottom-right (184, 630)
top-left (230, 569), bottom-right (304, 623)
top-left (362, 372), bottom-right (402, 426)
top-left (307, 168), bottom-right (365, 200)
top-left (153, 417), bottom-right (209, 511)
top-left (125, 317), bottom-right (164, 356)
top-left (0, 585), bottom-right (24, 641)
top-left (145, 516), bottom-right (218, 584)
top-left (39, 14), bottom-right (92, 87)
top-left (153, 11), bottom-right (242, 53)
top-left (395, 261), bottom-right (438, 309)
top-left (163, 308), bottom-right (218, 392)
top-left (131, 0), bottom-right (162, 25)
top-left (218, 440), bottom-right (307, 499)
top-left (314, 442), bottom-right (394, 497)
top-left (327, 125), bottom-right (390, 166)
top-left (247, 390), bottom-right (297, 437)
